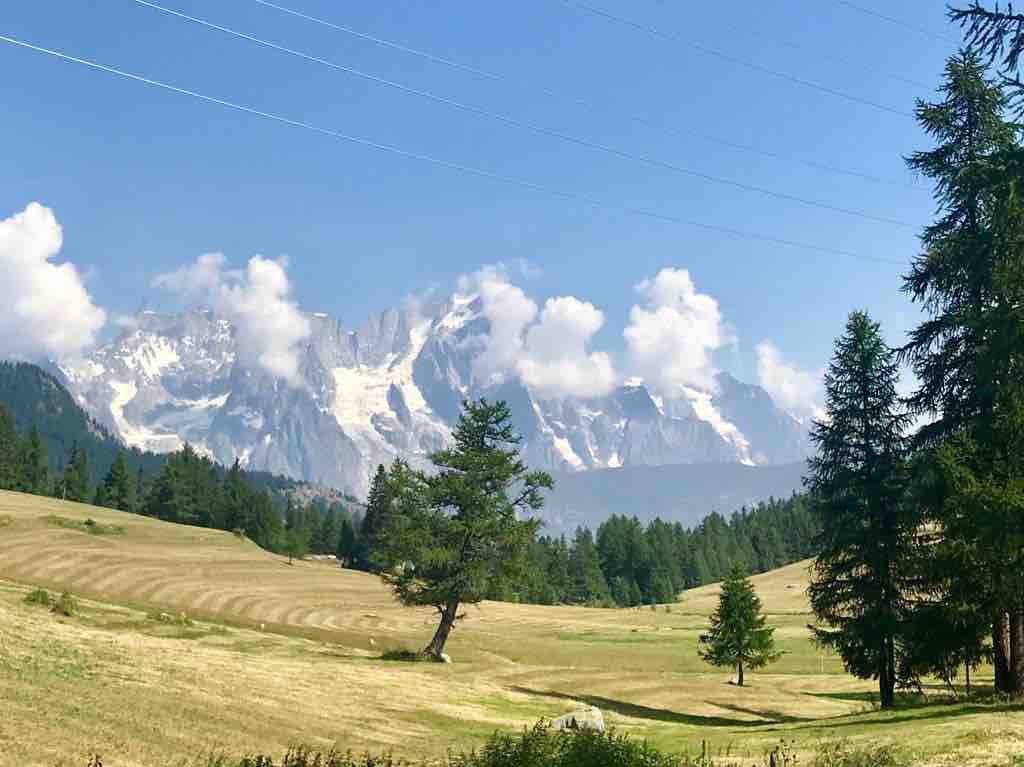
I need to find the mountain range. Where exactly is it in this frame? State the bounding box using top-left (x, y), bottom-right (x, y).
top-left (54, 294), bottom-right (812, 499)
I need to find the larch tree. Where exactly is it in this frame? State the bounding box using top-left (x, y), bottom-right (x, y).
top-left (376, 399), bottom-right (552, 661)
top-left (901, 49), bottom-right (1024, 693)
top-left (806, 311), bottom-right (914, 709)
top-left (698, 563), bottom-right (780, 687)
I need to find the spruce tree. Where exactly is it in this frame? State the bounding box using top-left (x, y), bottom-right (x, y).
top-left (807, 311), bottom-right (913, 709)
top-left (901, 50), bottom-right (1024, 693)
top-left (336, 516), bottom-right (357, 566)
top-left (19, 425), bottom-right (49, 495)
top-left (355, 464), bottom-right (391, 571)
top-left (698, 564), bottom-right (780, 687)
top-left (376, 399), bottom-right (551, 661)
top-left (102, 450), bottom-right (132, 511)
top-left (0, 405), bottom-right (20, 491)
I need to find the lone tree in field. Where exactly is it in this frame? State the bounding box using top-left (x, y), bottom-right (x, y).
top-left (377, 399), bottom-right (552, 661)
top-left (806, 311), bottom-right (913, 709)
top-left (698, 563), bottom-right (780, 686)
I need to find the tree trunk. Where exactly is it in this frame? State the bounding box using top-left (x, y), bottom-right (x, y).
top-left (1008, 608), bottom-right (1024, 695)
top-left (736, 659), bottom-right (744, 687)
top-left (423, 596), bottom-right (459, 661)
top-left (965, 660), bottom-right (971, 696)
top-left (879, 636), bottom-right (895, 709)
top-left (994, 612), bottom-right (1011, 693)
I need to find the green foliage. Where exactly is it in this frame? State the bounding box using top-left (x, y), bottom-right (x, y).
top-left (810, 741), bottom-right (906, 767)
top-left (901, 48), bottom-right (1024, 694)
top-left (806, 311), bottom-right (913, 709)
top-left (354, 464), bottom-right (392, 571)
top-left (698, 564), bottom-right (780, 686)
top-left (189, 724), bottom-right (687, 767)
top-left (499, 494), bottom-right (817, 608)
top-left (23, 588), bottom-right (52, 607)
top-left (43, 515), bottom-right (125, 536)
top-left (377, 399), bottom-right (552, 659)
top-left (51, 591), bottom-right (78, 617)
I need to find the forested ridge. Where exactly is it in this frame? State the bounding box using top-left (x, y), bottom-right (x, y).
top-left (0, 361), bottom-right (817, 607)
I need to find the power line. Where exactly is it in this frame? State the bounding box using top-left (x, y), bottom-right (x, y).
top-left (0, 32), bottom-right (907, 266)
top-left (129, 0), bottom-right (916, 229)
top-left (834, 0), bottom-right (957, 43)
top-left (557, 0), bottom-right (914, 118)
top-left (250, 0), bottom-right (921, 191)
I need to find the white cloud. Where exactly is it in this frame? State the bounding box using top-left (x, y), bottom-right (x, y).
top-left (154, 253), bottom-right (311, 385)
top-left (755, 341), bottom-right (823, 420)
top-left (459, 264), bottom-right (539, 386)
top-left (457, 265), bottom-right (617, 398)
top-left (517, 296), bottom-right (617, 399)
top-left (0, 202), bottom-right (106, 360)
top-left (624, 268), bottom-right (733, 394)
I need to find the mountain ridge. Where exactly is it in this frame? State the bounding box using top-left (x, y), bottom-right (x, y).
top-left (54, 294), bottom-right (812, 496)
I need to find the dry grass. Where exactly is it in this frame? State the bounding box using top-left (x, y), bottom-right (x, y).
top-left (0, 490), bottom-right (1022, 766)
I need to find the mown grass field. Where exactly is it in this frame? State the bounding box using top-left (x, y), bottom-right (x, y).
top-left (1, 489), bottom-right (1023, 766)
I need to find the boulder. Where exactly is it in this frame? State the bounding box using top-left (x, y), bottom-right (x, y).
top-left (550, 706), bottom-right (604, 732)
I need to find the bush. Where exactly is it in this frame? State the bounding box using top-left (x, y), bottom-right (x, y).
top-left (24, 587), bottom-right (52, 607)
top-left (812, 741), bottom-right (906, 767)
top-left (51, 591), bottom-right (78, 617)
top-left (380, 649), bottom-right (421, 662)
top-left (182, 723), bottom-right (686, 767)
top-left (151, 610), bottom-right (194, 627)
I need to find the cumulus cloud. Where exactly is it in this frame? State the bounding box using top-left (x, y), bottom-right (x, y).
top-left (0, 202), bottom-right (106, 360)
top-left (154, 253), bottom-right (311, 385)
top-left (517, 296), bottom-right (617, 399)
top-left (459, 264), bottom-right (539, 386)
top-left (755, 341), bottom-right (823, 420)
top-left (624, 268), bottom-right (734, 394)
top-left (457, 265), bottom-right (616, 398)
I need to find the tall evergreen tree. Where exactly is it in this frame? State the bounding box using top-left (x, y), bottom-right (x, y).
top-left (0, 405), bottom-right (20, 491)
top-left (376, 399), bottom-right (552, 661)
top-left (59, 441), bottom-right (90, 502)
top-left (18, 425), bottom-right (49, 495)
top-left (102, 450), bottom-right (133, 511)
top-left (336, 516), bottom-right (357, 566)
top-left (807, 311), bottom-right (913, 709)
top-left (355, 463), bottom-right (392, 571)
top-left (901, 51), bottom-right (1024, 693)
top-left (568, 527), bottom-right (610, 604)
top-left (698, 564), bottom-right (780, 687)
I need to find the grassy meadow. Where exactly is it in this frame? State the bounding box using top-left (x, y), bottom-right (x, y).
top-left (1, 489), bottom-right (1023, 766)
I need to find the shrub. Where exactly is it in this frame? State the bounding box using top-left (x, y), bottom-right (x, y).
top-left (380, 649), bottom-right (421, 662)
top-left (151, 611), bottom-right (194, 627)
top-left (24, 587), bottom-right (52, 607)
top-left (812, 741), bottom-right (906, 767)
top-left (51, 591), bottom-right (78, 617)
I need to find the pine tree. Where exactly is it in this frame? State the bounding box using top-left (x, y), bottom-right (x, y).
top-left (336, 516), bottom-right (357, 566)
top-left (698, 564), bottom-right (780, 687)
top-left (58, 442), bottom-right (90, 502)
top-left (901, 50), bottom-right (1024, 694)
top-left (376, 399), bottom-right (551, 661)
top-left (19, 425), bottom-right (48, 495)
top-left (0, 405), bottom-right (20, 491)
top-left (568, 527), bottom-right (610, 604)
top-left (102, 450), bottom-right (133, 510)
top-left (807, 311), bottom-right (913, 709)
top-left (355, 464), bottom-right (391, 571)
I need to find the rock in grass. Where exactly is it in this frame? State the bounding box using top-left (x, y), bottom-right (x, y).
top-left (550, 706), bottom-right (604, 732)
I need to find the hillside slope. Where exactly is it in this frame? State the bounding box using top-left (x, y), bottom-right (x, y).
top-left (1, 490), bottom-right (1017, 767)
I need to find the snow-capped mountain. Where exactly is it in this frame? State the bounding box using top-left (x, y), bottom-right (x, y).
top-left (56, 296), bottom-right (811, 496)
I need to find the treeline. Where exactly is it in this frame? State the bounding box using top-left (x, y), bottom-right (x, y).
top-left (352, 460), bottom-right (815, 608)
top-left (501, 495), bottom-right (815, 607)
top-left (0, 403), bottom-right (360, 556)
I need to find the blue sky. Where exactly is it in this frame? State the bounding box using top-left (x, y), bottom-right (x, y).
top-left (2, 0), bottom-right (956, 391)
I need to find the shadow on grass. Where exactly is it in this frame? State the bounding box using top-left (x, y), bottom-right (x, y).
top-left (510, 686), bottom-right (806, 728)
top-left (791, 701), bottom-right (1024, 732)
